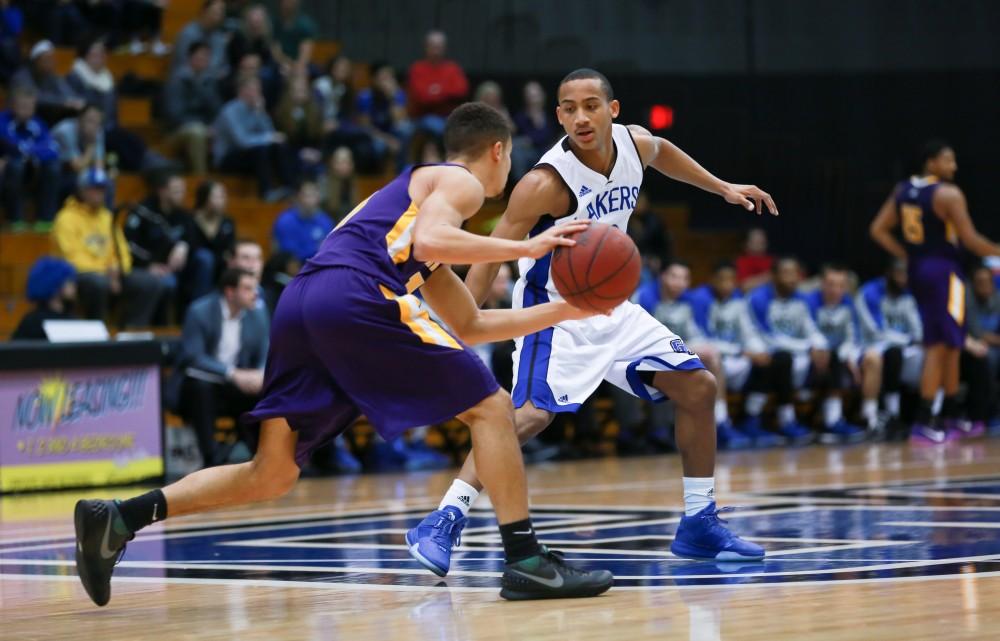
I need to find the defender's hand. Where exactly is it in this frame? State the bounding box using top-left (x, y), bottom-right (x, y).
top-left (722, 183), bottom-right (778, 216)
top-left (554, 300), bottom-right (610, 322)
top-left (520, 220), bottom-right (590, 259)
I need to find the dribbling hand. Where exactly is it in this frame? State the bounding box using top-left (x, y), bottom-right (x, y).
top-left (520, 220), bottom-right (591, 259)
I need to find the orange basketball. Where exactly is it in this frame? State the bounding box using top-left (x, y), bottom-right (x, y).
top-left (551, 223), bottom-right (642, 312)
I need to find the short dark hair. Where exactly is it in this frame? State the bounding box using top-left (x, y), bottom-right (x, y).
top-left (712, 260), bottom-right (736, 274)
top-left (666, 259), bottom-right (690, 271)
top-left (773, 255), bottom-right (800, 273)
top-left (187, 39), bottom-right (210, 58)
top-left (821, 263), bottom-right (849, 276)
top-left (195, 179), bottom-right (219, 210)
top-left (77, 35), bottom-right (105, 59)
top-left (219, 267), bottom-right (253, 291)
top-left (150, 169), bottom-right (181, 192)
top-left (921, 139), bottom-right (952, 166)
top-left (559, 68), bottom-right (614, 101)
top-left (443, 102), bottom-right (512, 159)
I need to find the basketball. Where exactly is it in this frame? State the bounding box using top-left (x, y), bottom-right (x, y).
top-left (551, 223), bottom-right (642, 312)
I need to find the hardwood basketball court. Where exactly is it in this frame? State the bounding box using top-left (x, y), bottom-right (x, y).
top-left (2, 440), bottom-right (1000, 640)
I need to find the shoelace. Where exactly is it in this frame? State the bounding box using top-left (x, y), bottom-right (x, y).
top-left (701, 506), bottom-right (740, 539)
top-left (430, 516), bottom-right (464, 550)
top-left (541, 548), bottom-right (590, 577)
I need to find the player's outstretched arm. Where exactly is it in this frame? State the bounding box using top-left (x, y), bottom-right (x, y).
top-left (412, 168), bottom-right (585, 267)
top-left (869, 190), bottom-right (907, 260)
top-left (422, 266), bottom-right (597, 345)
top-left (936, 185), bottom-right (1000, 258)
top-left (465, 168), bottom-right (573, 305)
top-left (627, 124), bottom-right (778, 216)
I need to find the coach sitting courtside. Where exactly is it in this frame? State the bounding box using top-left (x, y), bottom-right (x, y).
top-left (167, 268), bottom-right (269, 467)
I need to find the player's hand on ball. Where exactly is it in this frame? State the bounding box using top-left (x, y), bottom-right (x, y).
top-left (722, 183), bottom-right (779, 216)
top-left (521, 220), bottom-right (591, 259)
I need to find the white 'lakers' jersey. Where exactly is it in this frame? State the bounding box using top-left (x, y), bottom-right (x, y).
top-left (514, 123), bottom-right (645, 306)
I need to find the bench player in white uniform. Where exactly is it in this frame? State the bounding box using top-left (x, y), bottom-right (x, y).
top-left (406, 69), bottom-right (778, 576)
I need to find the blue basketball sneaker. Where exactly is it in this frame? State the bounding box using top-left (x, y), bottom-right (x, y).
top-left (777, 420), bottom-right (815, 446)
top-left (717, 420), bottom-right (752, 450)
top-left (819, 419), bottom-right (866, 444)
top-left (406, 506), bottom-right (467, 577)
top-left (738, 416), bottom-right (785, 448)
top-left (670, 503), bottom-right (765, 561)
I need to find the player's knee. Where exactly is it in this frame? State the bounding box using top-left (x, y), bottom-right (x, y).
top-left (250, 456), bottom-right (300, 499)
top-left (515, 403), bottom-right (555, 440)
top-left (461, 388), bottom-right (516, 429)
top-left (862, 349), bottom-right (882, 370)
top-left (676, 369), bottom-right (717, 409)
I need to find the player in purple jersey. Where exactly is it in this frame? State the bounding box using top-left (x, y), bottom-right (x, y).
top-left (72, 103), bottom-right (615, 606)
top-left (870, 140), bottom-right (1000, 445)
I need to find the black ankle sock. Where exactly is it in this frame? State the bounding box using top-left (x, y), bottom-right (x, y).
top-left (116, 489), bottom-right (167, 533)
top-left (499, 518), bottom-right (541, 564)
top-left (941, 395), bottom-right (960, 420)
top-left (915, 399), bottom-right (935, 426)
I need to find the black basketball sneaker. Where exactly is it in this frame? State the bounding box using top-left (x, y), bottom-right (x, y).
top-left (500, 547), bottom-right (613, 600)
top-left (74, 499), bottom-right (134, 606)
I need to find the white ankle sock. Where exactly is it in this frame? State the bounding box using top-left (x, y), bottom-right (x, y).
top-left (714, 399), bottom-right (730, 424)
top-left (885, 392), bottom-right (901, 417)
top-left (861, 398), bottom-right (879, 427)
top-left (682, 476), bottom-right (715, 516)
top-left (439, 479), bottom-right (479, 517)
top-left (745, 392), bottom-right (767, 416)
top-left (777, 403), bottom-right (797, 426)
top-left (823, 397), bottom-right (843, 427)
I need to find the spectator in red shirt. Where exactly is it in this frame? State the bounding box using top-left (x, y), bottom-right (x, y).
top-left (406, 30), bottom-right (468, 140)
top-left (735, 227), bottom-right (775, 290)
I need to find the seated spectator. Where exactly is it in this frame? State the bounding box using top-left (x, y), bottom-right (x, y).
top-left (52, 168), bottom-right (166, 326)
top-left (171, 267), bottom-right (268, 466)
top-left (173, 0), bottom-right (229, 76)
top-left (11, 256), bottom-right (78, 340)
top-left (271, 0), bottom-right (316, 75)
top-left (856, 260), bottom-right (924, 434)
top-left (124, 172), bottom-right (197, 317)
top-left (226, 3), bottom-right (280, 103)
top-left (627, 191), bottom-right (672, 275)
top-left (653, 261), bottom-right (750, 449)
top-left (272, 181), bottom-right (333, 261)
top-left (313, 55), bottom-right (353, 133)
top-left (185, 180), bottom-right (237, 299)
top-left (164, 40), bottom-right (223, 175)
top-left (804, 264), bottom-right (875, 439)
top-left (736, 228), bottom-right (774, 290)
top-left (52, 103), bottom-right (112, 203)
top-left (965, 263), bottom-right (1000, 429)
top-left (356, 63), bottom-right (413, 170)
top-left (227, 237), bottom-right (263, 280)
top-left (213, 76), bottom-right (294, 201)
top-left (123, 0), bottom-right (169, 56)
top-left (66, 36), bottom-right (148, 171)
top-left (260, 250), bottom-right (300, 315)
top-left (0, 0), bottom-right (22, 83)
top-left (474, 80), bottom-right (510, 120)
top-left (687, 261), bottom-right (781, 447)
top-left (319, 145), bottom-right (357, 219)
top-left (748, 257), bottom-right (833, 444)
top-left (512, 80), bottom-right (555, 178)
top-left (0, 85), bottom-right (61, 229)
top-left (407, 30), bottom-right (468, 140)
top-left (273, 71), bottom-right (324, 177)
top-left (10, 40), bottom-right (84, 124)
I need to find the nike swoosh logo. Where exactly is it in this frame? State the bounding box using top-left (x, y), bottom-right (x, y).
top-left (99, 511), bottom-right (119, 559)
top-left (510, 568), bottom-right (564, 588)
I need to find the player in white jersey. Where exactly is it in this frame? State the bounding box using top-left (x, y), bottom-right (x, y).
top-left (406, 69), bottom-right (778, 577)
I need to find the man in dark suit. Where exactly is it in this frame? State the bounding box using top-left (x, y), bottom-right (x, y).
top-left (174, 267), bottom-right (269, 466)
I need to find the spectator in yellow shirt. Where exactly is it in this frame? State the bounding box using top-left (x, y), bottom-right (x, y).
top-left (52, 169), bottom-right (166, 326)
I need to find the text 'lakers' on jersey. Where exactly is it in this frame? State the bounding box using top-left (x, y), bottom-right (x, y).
top-left (516, 124), bottom-right (646, 307)
top-left (303, 165), bottom-right (442, 295)
top-left (895, 175), bottom-right (959, 261)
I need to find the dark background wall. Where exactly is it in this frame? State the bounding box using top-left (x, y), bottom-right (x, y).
top-left (294, 0), bottom-right (1000, 278)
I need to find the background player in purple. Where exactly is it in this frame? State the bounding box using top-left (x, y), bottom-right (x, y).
top-left (870, 140), bottom-right (1000, 444)
top-left (73, 103), bottom-right (614, 606)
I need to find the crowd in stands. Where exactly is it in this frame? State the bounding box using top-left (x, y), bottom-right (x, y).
top-left (9, 3), bottom-right (996, 478)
